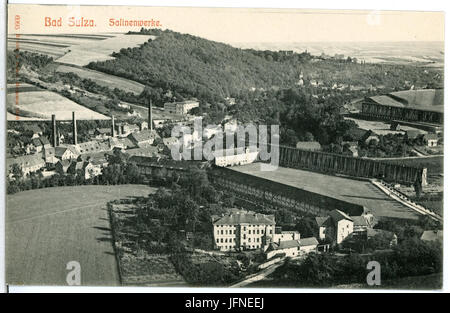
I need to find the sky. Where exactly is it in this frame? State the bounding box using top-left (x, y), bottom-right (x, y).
top-left (7, 4), bottom-right (445, 43)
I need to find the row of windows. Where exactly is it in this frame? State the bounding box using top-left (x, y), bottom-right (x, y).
top-left (217, 238), bottom-right (235, 243)
top-left (217, 229), bottom-right (236, 235)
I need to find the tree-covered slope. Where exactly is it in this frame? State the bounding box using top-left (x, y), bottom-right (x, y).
top-left (87, 29), bottom-right (307, 102)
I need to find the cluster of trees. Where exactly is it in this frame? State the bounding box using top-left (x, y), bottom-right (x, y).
top-left (272, 237), bottom-right (442, 287)
top-left (7, 50), bottom-right (53, 76)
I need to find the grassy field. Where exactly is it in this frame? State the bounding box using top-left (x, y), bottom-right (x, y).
top-left (231, 163), bottom-right (420, 220)
top-left (6, 83), bottom-right (109, 121)
top-left (56, 64), bottom-right (145, 95)
top-left (56, 34), bottom-right (154, 66)
top-left (6, 184), bottom-right (154, 286)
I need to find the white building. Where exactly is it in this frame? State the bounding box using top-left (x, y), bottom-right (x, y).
top-left (212, 210), bottom-right (276, 251)
top-left (265, 237), bottom-right (319, 259)
top-left (164, 100), bottom-right (199, 115)
top-left (214, 147), bottom-right (258, 167)
top-left (315, 209), bottom-right (354, 244)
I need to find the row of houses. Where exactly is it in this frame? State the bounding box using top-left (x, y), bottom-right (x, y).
top-left (211, 208), bottom-right (395, 260)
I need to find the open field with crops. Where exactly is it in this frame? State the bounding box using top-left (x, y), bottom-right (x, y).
top-left (56, 64), bottom-right (146, 95)
top-left (56, 34), bottom-right (154, 66)
top-left (6, 184), bottom-right (153, 286)
top-left (8, 33), bottom-right (154, 66)
top-left (6, 83), bottom-right (109, 121)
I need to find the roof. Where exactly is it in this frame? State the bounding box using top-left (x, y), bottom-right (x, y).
top-left (329, 209), bottom-right (353, 223)
top-left (95, 128), bottom-right (111, 135)
top-left (368, 90), bottom-right (444, 113)
top-left (270, 237), bottom-right (319, 251)
top-left (32, 138), bottom-right (42, 147)
top-left (6, 155), bottom-right (45, 170)
top-left (296, 141), bottom-right (321, 151)
top-left (405, 130), bottom-right (422, 139)
top-left (424, 133), bottom-right (438, 141)
top-left (299, 237), bottom-right (319, 247)
top-left (420, 230), bottom-right (443, 242)
top-left (39, 136), bottom-right (50, 146)
top-left (212, 210), bottom-right (275, 225)
top-left (128, 129), bottom-right (160, 144)
top-left (125, 146), bottom-right (160, 157)
top-left (76, 141), bottom-right (110, 154)
top-left (56, 159), bottom-right (71, 168)
top-left (351, 216), bottom-right (368, 227)
top-left (278, 240), bottom-right (302, 249)
top-left (55, 145), bottom-right (79, 157)
top-left (315, 216), bottom-right (330, 227)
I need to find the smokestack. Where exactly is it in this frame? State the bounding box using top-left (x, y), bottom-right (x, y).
top-left (148, 99), bottom-right (153, 131)
top-left (111, 115), bottom-right (116, 137)
top-left (52, 114), bottom-right (57, 147)
top-left (72, 111), bottom-right (77, 145)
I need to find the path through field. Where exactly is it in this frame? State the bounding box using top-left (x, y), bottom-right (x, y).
top-left (6, 185), bottom-right (155, 286)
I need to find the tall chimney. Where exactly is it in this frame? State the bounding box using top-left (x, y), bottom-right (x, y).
top-left (72, 111), bottom-right (77, 145)
top-left (52, 114), bottom-right (57, 147)
top-left (148, 99), bottom-right (153, 131)
top-left (111, 115), bottom-right (116, 137)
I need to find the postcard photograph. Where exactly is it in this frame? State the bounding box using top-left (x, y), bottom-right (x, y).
top-left (4, 3), bottom-right (444, 290)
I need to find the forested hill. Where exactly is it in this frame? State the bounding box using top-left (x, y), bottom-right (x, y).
top-left (86, 29), bottom-right (309, 103)
top-left (87, 28), bottom-right (442, 107)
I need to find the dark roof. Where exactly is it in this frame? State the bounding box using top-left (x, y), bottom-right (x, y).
top-left (315, 216), bottom-right (330, 227)
top-left (96, 128), bottom-right (111, 135)
top-left (32, 138), bottom-right (42, 146)
top-left (351, 216), bottom-right (368, 227)
top-left (128, 129), bottom-right (160, 143)
top-left (423, 133), bottom-right (438, 140)
top-left (125, 146), bottom-right (160, 157)
top-left (212, 210), bottom-right (275, 225)
top-left (368, 90), bottom-right (444, 113)
top-left (39, 136), bottom-right (50, 146)
top-left (329, 209), bottom-right (353, 223)
top-left (299, 237), bottom-right (319, 247)
top-left (405, 130), bottom-right (422, 139)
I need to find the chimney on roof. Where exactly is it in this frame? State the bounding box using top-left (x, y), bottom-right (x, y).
top-left (111, 115), bottom-right (116, 137)
top-left (72, 112), bottom-right (77, 145)
top-left (148, 99), bottom-right (153, 131)
top-left (52, 114), bottom-right (57, 147)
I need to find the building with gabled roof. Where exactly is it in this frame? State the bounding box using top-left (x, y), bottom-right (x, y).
top-left (128, 129), bottom-right (160, 148)
top-left (265, 237), bottom-right (319, 259)
top-left (6, 154), bottom-right (45, 177)
top-left (316, 209), bottom-right (354, 244)
top-left (423, 133), bottom-right (439, 147)
top-left (55, 145), bottom-right (79, 160)
top-left (420, 230), bottom-right (443, 243)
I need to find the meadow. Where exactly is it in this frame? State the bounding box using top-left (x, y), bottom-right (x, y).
top-left (6, 83), bottom-right (109, 120)
top-left (56, 34), bottom-right (154, 66)
top-left (56, 64), bottom-right (145, 95)
top-left (6, 184), bottom-right (153, 286)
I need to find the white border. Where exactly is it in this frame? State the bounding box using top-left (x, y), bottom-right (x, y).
top-left (1, 0), bottom-right (448, 294)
